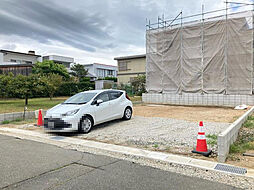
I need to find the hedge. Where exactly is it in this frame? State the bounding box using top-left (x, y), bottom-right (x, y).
top-left (55, 82), bottom-right (95, 96)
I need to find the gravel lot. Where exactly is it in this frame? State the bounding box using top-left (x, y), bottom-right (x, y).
top-left (2, 115), bottom-right (230, 154)
top-left (77, 116), bottom-right (230, 154)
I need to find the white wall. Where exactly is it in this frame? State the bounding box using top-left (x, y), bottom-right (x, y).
top-left (84, 63), bottom-right (117, 79)
top-left (0, 53), bottom-right (3, 64)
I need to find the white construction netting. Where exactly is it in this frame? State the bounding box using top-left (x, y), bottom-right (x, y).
top-left (146, 11), bottom-right (253, 95)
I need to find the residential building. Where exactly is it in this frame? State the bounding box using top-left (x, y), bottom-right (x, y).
top-left (0, 49), bottom-right (41, 65)
top-left (114, 54), bottom-right (146, 84)
top-left (0, 49), bottom-right (41, 76)
top-left (84, 63), bottom-right (117, 81)
top-left (43, 55), bottom-right (74, 71)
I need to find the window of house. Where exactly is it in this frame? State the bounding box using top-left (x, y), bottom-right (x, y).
top-left (118, 61), bottom-right (127, 71)
top-left (97, 69), bottom-right (105, 78)
top-left (10, 59), bottom-right (22, 64)
top-left (107, 70), bottom-right (113, 76)
top-left (25, 61), bottom-right (32, 64)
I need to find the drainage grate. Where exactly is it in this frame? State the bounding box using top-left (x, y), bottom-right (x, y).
top-left (214, 164), bottom-right (247, 175)
top-left (50, 136), bottom-right (65, 140)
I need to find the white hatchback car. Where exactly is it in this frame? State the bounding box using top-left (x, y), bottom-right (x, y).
top-left (44, 89), bottom-right (133, 133)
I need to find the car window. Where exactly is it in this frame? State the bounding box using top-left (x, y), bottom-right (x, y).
top-left (63, 92), bottom-right (97, 104)
top-left (109, 91), bottom-right (123, 100)
top-left (96, 93), bottom-right (110, 102)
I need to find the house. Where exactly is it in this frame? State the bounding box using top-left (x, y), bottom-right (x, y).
top-left (84, 63), bottom-right (118, 81)
top-left (43, 55), bottom-right (74, 72)
top-left (114, 54), bottom-right (146, 84)
top-left (0, 49), bottom-right (41, 65)
top-left (0, 50), bottom-right (41, 76)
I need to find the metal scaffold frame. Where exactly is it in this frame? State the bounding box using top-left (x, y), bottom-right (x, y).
top-left (146, 2), bottom-right (254, 95)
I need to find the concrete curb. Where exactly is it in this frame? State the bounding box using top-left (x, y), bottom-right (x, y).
top-left (0, 110), bottom-right (46, 124)
top-left (218, 106), bottom-right (254, 162)
top-left (0, 127), bottom-right (253, 179)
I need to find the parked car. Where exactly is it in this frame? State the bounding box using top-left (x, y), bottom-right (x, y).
top-left (44, 89), bottom-right (133, 133)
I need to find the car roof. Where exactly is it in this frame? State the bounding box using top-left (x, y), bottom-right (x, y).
top-left (82, 89), bottom-right (124, 94)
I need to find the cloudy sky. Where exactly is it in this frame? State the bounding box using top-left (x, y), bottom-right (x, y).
top-left (0, 0), bottom-right (253, 65)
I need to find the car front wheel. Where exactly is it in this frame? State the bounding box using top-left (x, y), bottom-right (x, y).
top-left (123, 107), bottom-right (132, 120)
top-left (79, 116), bottom-right (93, 133)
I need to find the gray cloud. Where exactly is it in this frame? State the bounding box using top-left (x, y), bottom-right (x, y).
top-left (0, 0), bottom-right (225, 59)
top-left (0, 0), bottom-right (114, 52)
top-left (1, 43), bottom-right (16, 50)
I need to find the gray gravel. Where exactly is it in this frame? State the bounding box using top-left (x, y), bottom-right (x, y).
top-left (79, 116), bottom-right (230, 154)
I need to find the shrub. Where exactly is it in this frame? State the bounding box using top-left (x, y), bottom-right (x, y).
top-left (130, 75), bottom-right (146, 96)
top-left (104, 77), bottom-right (117, 82)
top-left (56, 82), bottom-right (95, 96)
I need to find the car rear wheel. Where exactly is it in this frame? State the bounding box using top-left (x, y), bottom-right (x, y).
top-left (123, 107), bottom-right (132, 120)
top-left (79, 116), bottom-right (93, 133)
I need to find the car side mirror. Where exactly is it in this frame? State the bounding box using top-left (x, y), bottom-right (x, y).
top-left (96, 99), bottom-right (103, 106)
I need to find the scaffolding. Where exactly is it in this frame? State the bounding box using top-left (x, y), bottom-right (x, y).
top-left (146, 3), bottom-right (254, 95)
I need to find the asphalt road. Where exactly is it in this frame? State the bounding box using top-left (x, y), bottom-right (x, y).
top-left (0, 134), bottom-right (239, 190)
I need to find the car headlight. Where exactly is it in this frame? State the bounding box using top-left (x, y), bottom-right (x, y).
top-left (62, 109), bottom-right (79, 117)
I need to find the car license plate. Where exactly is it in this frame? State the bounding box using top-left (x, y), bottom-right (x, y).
top-left (48, 121), bottom-right (54, 128)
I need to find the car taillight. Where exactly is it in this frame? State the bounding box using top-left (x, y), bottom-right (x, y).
top-left (126, 93), bottom-right (130, 100)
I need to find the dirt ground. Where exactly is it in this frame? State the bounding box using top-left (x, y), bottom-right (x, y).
top-left (227, 150), bottom-right (254, 169)
top-left (134, 104), bottom-right (248, 123)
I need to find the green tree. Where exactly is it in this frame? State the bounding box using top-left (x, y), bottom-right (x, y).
top-left (0, 73), bottom-right (14, 98)
top-left (33, 60), bottom-right (69, 79)
top-left (41, 73), bottom-right (63, 100)
top-left (130, 75), bottom-right (146, 96)
top-left (70, 63), bottom-right (88, 82)
top-left (10, 74), bottom-right (44, 105)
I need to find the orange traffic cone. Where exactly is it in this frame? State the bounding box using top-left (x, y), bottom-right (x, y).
top-left (37, 109), bottom-right (43, 126)
top-left (192, 121), bottom-right (212, 156)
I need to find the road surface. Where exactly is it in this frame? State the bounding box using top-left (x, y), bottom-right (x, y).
top-left (0, 134), bottom-right (239, 190)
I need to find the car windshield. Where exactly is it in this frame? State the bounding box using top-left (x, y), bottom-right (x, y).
top-left (63, 92), bottom-right (97, 104)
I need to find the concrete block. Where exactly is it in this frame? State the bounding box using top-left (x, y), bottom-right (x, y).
top-left (4, 113), bottom-right (14, 121)
top-left (218, 106), bottom-right (254, 162)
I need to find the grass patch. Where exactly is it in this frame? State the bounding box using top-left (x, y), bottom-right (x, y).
top-left (153, 144), bottom-right (159, 148)
top-left (230, 142), bottom-right (254, 154)
top-left (247, 115), bottom-right (254, 120)
top-left (243, 119), bottom-right (254, 129)
top-left (206, 134), bottom-right (217, 146)
top-left (2, 118), bottom-right (24, 125)
top-left (0, 97), bottom-right (68, 114)
top-left (2, 120), bottom-right (10, 124)
top-left (0, 95), bottom-right (141, 114)
top-left (229, 114), bottom-right (254, 155)
top-left (129, 96), bottom-right (142, 102)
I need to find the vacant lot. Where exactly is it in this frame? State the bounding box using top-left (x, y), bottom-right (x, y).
top-left (1, 115), bottom-right (230, 155)
top-left (1, 103), bottom-right (248, 163)
top-left (134, 104), bottom-right (247, 123)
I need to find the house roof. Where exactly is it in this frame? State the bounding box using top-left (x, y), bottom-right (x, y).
top-left (114, 54), bottom-right (146, 61)
top-left (86, 71), bottom-right (97, 78)
top-left (0, 49), bottom-right (41, 57)
top-left (84, 63), bottom-right (117, 67)
top-left (0, 63), bottom-right (33, 68)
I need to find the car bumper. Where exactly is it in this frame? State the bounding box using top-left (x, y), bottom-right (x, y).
top-left (44, 117), bottom-right (75, 131)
